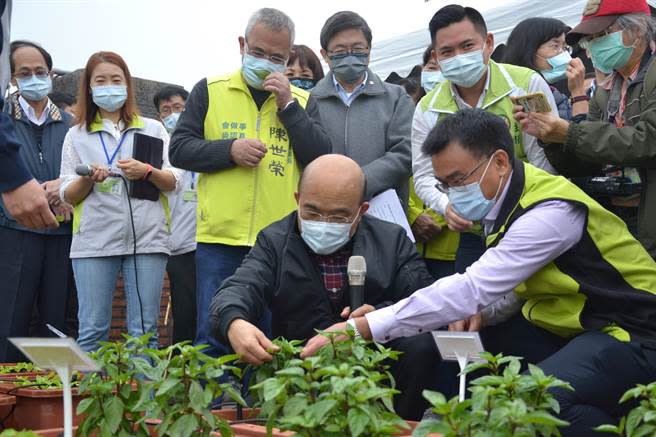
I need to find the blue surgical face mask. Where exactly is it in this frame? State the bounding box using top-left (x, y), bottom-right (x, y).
top-left (421, 70), bottom-right (445, 93)
top-left (540, 51), bottom-right (572, 84)
top-left (163, 112), bottom-right (181, 132)
top-left (16, 75), bottom-right (52, 102)
top-left (92, 85), bottom-right (128, 112)
top-left (588, 31), bottom-right (634, 74)
top-left (289, 77), bottom-right (316, 90)
top-left (242, 53), bottom-right (286, 90)
top-left (300, 218), bottom-right (353, 255)
top-left (447, 155), bottom-right (503, 221)
top-left (438, 44), bottom-right (487, 88)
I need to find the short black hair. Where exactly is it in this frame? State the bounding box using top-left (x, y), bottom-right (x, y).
top-left (48, 91), bottom-right (76, 108)
top-left (503, 18), bottom-right (570, 72)
top-left (422, 45), bottom-right (433, 66)
top-left (153, 86), bottom-right (189, 112)
top-left (10, 40), bottom-right (53, 74)
top-left (320, 11), bottom-right (372, 50)
top-left (429, 5), bottom-right (487, 45)
top-left (422, 108), bottom-right (514, 166)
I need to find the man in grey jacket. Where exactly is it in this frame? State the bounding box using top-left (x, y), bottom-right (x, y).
top-left (309, 11), bottom-right (413, 207)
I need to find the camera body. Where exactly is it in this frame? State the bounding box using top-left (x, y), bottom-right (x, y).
top-left (572, 176), bottom-right (642, 198)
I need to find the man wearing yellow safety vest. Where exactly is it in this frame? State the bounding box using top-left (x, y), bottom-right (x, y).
top-left (412, 5), bottom-right (559, 329)
top-left (304, 109), bottom-right (656, 436)
top-left (169, 8), bottom-right (331, 356)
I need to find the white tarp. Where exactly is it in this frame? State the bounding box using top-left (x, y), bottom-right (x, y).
top-left (369, 0), bottom-right (656, 79)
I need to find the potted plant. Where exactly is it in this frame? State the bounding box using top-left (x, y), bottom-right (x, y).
top-left (75, 334), bottom-right (155, 436)
top-left (76, 335), bottom-right (246, 437)
top-left (595, 381), bottom-right (656, 437)
top-left (143, 342), bottom-right (246, 437)
top-left (413, 352), bottom-right (572, 437)
top-left (0, 364), bottom-right (44, 391)
top-left (230, 330), bottom-right (413, 437)
top-left (1, 371), bottom-right (82, 431)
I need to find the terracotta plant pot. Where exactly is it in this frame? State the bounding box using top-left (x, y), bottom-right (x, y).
top-left (2, 386), bottom-right (83, 431)
top-left (33, 427), bottom-right (68, 437)
top-left (223, 420), bottom-right (425, 437)
top-left (211, 407), bottom-right (260, 422)
top-left (0, 363), bottom-right (45, 378)
top-left (0, 393), bottom-right (16, 426)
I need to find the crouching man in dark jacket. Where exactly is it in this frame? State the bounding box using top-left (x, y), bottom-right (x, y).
top-left (209, 154), bottom-right (439, 420)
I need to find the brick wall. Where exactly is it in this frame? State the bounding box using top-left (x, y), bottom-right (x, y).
top-left (108, 274), bottom-right (173, 347)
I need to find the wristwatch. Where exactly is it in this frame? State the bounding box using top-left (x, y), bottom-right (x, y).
top-left (570, 95), bottom-right (590, 105)
top-left (346, 319), bottom-right (361, 338)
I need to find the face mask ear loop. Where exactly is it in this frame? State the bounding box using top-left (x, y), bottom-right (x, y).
top-left (477, 154), bottom-right (495, 185)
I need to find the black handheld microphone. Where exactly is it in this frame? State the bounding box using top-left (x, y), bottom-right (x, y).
top-left (348, 255), bottom-right (367, 313)
top-left (75, 164), bottom-right (120, 178)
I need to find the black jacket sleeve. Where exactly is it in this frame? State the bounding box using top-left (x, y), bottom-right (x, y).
top-left (277, 96), bottom-right (332, 168)
top-left (0, 110), bottom-right (32, 192)
top-left (375, 228), bottom-right (435, 310)
top-left (169, 78), bottom-right (236, 173)
top-left (209, 232), bottom-right (277, 345)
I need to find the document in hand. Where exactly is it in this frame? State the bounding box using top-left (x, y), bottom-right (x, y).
top-left (365, 189), bottom-right (415, 243)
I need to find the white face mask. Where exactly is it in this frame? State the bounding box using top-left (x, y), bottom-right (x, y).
top-left (421, 70), bottom-right (445, 93)
top-left (438, 43), bottom-right (487, 88)
top-left (163, 112), bottom-right (181, 132)
top-left (300, 219), bottom-right (352, 255)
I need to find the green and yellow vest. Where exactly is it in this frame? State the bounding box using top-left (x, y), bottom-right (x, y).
top-left (198, 70), bottom-right (309, 246)
top-left (419, 60), bottom-right (534, 162)
top-left (407, 178), bottom-right (459, 261)
top-left (487, 160), bottom-right (656, 346)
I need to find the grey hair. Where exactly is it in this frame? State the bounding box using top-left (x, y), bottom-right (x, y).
top-left (244, 8), bottom-right (295, 46)
top-left (580, 13), bottom-right (656, 48)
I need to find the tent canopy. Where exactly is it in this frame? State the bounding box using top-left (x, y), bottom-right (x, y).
top-left (369, 0), bottom-right (656, 79)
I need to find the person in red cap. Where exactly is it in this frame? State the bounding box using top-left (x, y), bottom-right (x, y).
top-left (513, 0), bottom-right (656, 262)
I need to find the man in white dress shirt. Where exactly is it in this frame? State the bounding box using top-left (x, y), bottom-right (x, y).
top-left (304, 109), bottom-right (656, 437)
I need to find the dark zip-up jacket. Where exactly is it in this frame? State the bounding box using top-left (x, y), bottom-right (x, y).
top-left (543, 50), bottom-right (656, 258)
top-left (210, 212), bottom-right (434, 343)
top-left (169, 77), bottom-right (331, 173)
top-left (0, 94), bottom-right (72, 235)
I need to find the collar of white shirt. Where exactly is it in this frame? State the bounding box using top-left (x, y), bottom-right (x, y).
top-left (451, 65), bottom-right (491, 110)
top-left (482, 169), bottom-right (514, 235)
top-left (18, 95), bottom-right (51, 126)
top-left (332, 71), bottom-right (369, 106)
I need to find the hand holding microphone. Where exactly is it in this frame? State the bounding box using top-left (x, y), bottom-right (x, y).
top-left (75, 164), bottom-right (114, 183)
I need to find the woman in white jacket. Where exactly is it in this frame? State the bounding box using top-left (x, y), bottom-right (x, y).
top-left (59, 51), bottom-right (182, 351)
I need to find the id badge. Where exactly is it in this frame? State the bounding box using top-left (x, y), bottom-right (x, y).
top-left (183, 189), bottom-right (197, 202)
top-left (96, 179), bottom-right (122, 196)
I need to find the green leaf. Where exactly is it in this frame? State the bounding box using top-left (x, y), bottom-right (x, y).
top-left (348, 408), bottom-right (369, 437)
top-left (103, 396), bottom-right (124, 433)
top-left (168, 413), bottom-right (199, 437)
top-left (155, 377), bottom-right (180, 398)
top-left (262, 378), bottom-right (285, 402)
top-left (76, 397), bottom-right (96, 415)
top-left (275, 367), bottom-right (305, 377)
top-left (523, 411), bottom-right (569, 427)
top-left (306, 399), bottom-right (337, 423)
top-left (283, 396), bottom-right (308, 417)
top-left (422, 390), bottom-right (446, 407)
top-left (594, 424), bottom-right (622, 434)
top-left (189, 380), bottom-right (207, 412)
